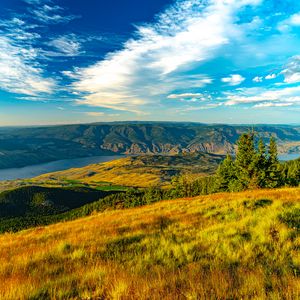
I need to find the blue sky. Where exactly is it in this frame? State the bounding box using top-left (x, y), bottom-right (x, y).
top-left (1, 0), bottom-right (300, 125)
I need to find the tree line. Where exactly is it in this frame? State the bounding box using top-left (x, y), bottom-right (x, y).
top-left (1, 132), bottom-right (299, 233)
top-left (99, 134), bottom-right (300, 205)
top-left (169, 132), bottom-right (300, 198)
top-left (217, 133), bottom-right (281, 192)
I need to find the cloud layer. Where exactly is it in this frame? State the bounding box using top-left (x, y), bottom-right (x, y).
top-left (0, 32), bottom-right (54, 96)
top-left (0, 0), bottom-right (80, 97)
top-left (68, 0), bottom-right (263, 112)
top-left (2, 0), bottom-right (300, 123)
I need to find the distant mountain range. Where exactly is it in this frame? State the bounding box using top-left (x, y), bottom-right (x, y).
top-left (0, 122), bottom-right (300, 169)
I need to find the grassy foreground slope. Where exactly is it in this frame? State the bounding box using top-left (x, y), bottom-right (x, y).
top-left (0, 186), bottom-right (119, 233)
top-left (34, 153), bottom-right (223, 188)
top-left (0, 188), bottom-right (300, 299)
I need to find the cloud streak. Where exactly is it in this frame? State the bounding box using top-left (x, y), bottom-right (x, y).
top-left (0, 35), bottom-right (55, 96)
top-left (30, 2), bottom-right (79, 24)
top-left (224, 86), bottom-right (300, 106)
top-left (47, 34), bottom-right (83, 56)
top-left (68, 0), bottom-right (262, 112)
top-left (0, 0), bottom-right (81, 97)
top-left (2, 0), bottom-right (300, 123)
top-left (281, 56), bottom-right (300, 84)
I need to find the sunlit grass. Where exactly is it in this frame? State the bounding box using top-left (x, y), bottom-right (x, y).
top-left (0, 187), bottom-right (300, 299)
top-left (33, 154), bottom-right (217, 188)
top-left (34, 157), bottom-right (170, 188)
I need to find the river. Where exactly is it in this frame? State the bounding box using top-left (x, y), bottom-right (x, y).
top-left (0, 155), bottom-right (124, 181)
top-left (0, 152), bottom-right (298, 182)
top-left (278, 153), bottom-right (300, 161)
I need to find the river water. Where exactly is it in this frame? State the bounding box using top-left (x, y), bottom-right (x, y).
top-left (278, 153), bottom-right (300, 161)
top-left (0, 153), bottom-right (298, 181)
top-left (0, 155), bottom-right (124, 181)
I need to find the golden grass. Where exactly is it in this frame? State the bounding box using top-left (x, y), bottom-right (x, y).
top-left (33, 155), bottom-right (213, 188)
top-left (35, 157), bottom-right (167, 188)
top-left (0, 188), bottom-right (300, 299)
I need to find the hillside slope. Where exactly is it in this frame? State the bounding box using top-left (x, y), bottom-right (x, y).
top-left (0, 186), bottom-right (113, 219)
top-left (34, 153), bottom-right (223, 187)
top-left (0, 188), bottom-right (299, 299)
top-left (1, 123), bottom-right (300, 168)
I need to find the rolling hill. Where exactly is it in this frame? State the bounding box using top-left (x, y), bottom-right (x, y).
top-left (0, 187), bottom-right (299, 299)
top-left (0, 186), bottom-right (114, 219)
top-left (1, 122), bottom-right (300, 169)
top-left (0, 185), bottom-right (124, 233)
top-left (33, 153), bottom-right (224, 188)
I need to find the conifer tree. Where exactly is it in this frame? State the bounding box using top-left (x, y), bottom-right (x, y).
top-left (216, 154), bottom-right (236, 191)
top-left (255, 138), bottom-right (268, 188)
top-left (287, 160), bottom-right (300, 186)
top-left (266, 137), bottom-right (281, 188)
top-left (235, 133), bottom-right (257, 190)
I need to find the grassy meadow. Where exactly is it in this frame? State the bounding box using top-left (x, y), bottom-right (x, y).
top-left (0, 188), bottom-right (299, 299)
top-left (33, 154), bottom-right (222, 188)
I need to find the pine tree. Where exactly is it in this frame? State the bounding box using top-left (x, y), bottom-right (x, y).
top-left (255, 138), bottom-right (268, 188)
top-left (235, 133), bottom-right (257, 190)
top-left (216, 154), bottom-right (236, 191)
top-left (284, 159), bottom-right (300, 186)
top-left (266, 137), bottom-right (281, 188)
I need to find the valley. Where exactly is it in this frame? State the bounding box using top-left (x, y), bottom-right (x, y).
top-left (0, 152), bottom-right (223, 193)
top-left (0, 128), bottom-right (299, 299)
top-left (1, 123), bottom-right (300, 169)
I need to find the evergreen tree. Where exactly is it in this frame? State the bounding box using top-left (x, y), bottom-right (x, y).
top-left (255, 138), bottom-right (268, 188)
top-left (266, 137), bottom-right (281, 188)
top-left (216, 154), bottom-right (236, 191)
top-left (289, 161), bottom-right (300, 186)
top-left (235, 133), bottom-right (257, 190)
top-left (281, 159), bottom-right (300, 186)
top-left (170, 176), bottom-right (184, 198)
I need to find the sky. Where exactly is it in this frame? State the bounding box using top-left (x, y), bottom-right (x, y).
top-left (1, 0), bottom-right (300, 125)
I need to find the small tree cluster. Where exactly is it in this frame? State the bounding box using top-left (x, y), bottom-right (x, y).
top-left (281, 159), bottom-right (300, 186)
top-left (216, 133), bottom-right (281, 192)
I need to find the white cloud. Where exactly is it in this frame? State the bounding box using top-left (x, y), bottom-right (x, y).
top-left (47, 34), bottom-right (82, 56)
top-left (0, 10), bottom-right (55, 96)
top-left (182, 103), bottom-right (222, 111)
top-left (289, 13), bottom-right (300, 26)
top-left (85, 112), bottom-right (105, 117)
top-left (221, 74), bottom-right (245, 86)
top-left (224, 86), bottom-right (300, 106)
top-left (278, 12), bottom-right (300, 32)
top-left (30, 3), bottom-right (79, 24)
top-left (0, 36), bottom-right (55, 96)
top-left (167, 93), bottom-right (203, 99)
top-left (253, 76), bottom-right (263, 82)
top-left (23, 0), bottom-right (44, 3)
top-left (69, 0), bottom-right (261, 112)
top-left (281, 56), bottom-right (300, 84)
top-left (265, 73), bottom-right (277, 80)
top-left (22, 0), bottom-right (43, 3)
top-left (254, 102), bottom-right (293, 108)
top-left (0, 17), bottom-right (40, 41)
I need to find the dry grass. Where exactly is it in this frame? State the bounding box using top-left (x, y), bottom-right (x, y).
top-left (0, 188), bottom-right (300, 299)
top-left (35, 157), bottom-right (169, 188)
top-left (33, 154), bottom-right (217, 188)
